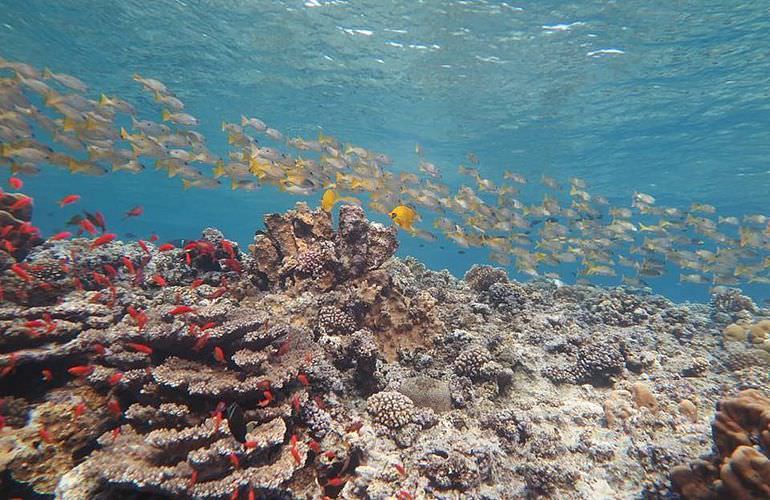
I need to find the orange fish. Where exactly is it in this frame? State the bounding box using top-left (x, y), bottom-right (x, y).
top-left (124, 206), bottom-right (143, 218)
top-left (9, 196), bottom-right (32, 211)
top-left (244, 440), bottom-right (259, 448)
top-left (50, 231), bottom-right (72, 241)
top-left (39, 428), bottom-right (54, 443)
top-left (126, 342), bottom-right (152, 355)
top-left (10, 263), bottom-right (32, 282)
top-left (73, 402), bottom-right (87, 419)
top-left (169, 305), bottom-right (195, 315)
top-left (327, 477), bottom-right (346, 487)
top-left (107, 399), bottom-right (121, 417)
top-left (41, 369), bottom-right (53, 382)
top-left (80, 218), bottom-right (97, 235)
top-left (108, 372), bottom-right (123, 385)
top-left (193, 332), bottom-right (210, 351)
top-left (90, 233), bottom-right (116, 249)
top-left (58, 194), bottom-right (80, 207)
top-left (67, 365), bottom-right (94, 377)
top-left (213, 346), bottom-right (225, 363)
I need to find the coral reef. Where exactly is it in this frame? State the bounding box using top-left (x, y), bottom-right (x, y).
top-left (671, 389), bottom-right (770, 499)
top-left (0, 202), bottom-right (767, 499)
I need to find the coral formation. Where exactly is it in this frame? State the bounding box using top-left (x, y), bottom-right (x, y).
top-left (671, 389), bottom-right (770, 499)
top-left (0, 202), bottom-right (767, 499)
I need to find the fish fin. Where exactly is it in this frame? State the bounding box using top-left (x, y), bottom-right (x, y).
top-left (153, 91), bottom-right (162, 102)
top-left (181, 179), bottom-right (192, 190)
top-left (42, 67), bottom-right (52, 79)
top-left (161, 109), bottom-right (171, 122)
top-left (119, 127), bottom-right (129, 140)
top-left (99, 94), bottom-right (110, 106)
top-left (240, 115), bottom-right (248, 126)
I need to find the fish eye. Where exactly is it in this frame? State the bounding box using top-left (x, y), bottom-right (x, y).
top-left (390, 212), bottom-right (397, 219)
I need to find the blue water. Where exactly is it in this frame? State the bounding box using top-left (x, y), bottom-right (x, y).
top-left (2, 0), bottom-right (770, 303)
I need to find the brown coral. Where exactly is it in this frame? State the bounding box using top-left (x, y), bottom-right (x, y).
top-left (671, 389), bottom-right (770, 499)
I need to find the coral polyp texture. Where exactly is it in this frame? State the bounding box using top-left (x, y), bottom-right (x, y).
top-left (1, 202), bottom-right (769, 498)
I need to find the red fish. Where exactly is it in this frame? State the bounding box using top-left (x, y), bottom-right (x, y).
top-left (149, 233), bottom-right (158, 242)
top-left (90, 233), bottom-right (116, 249)
top-left (103, 264), bottom-right (117, 279)
top-left (80, 218), bottom-right (97, 235)
top-left (169, 305), bottom-right (195, 315)
top-left (190, 278), bottom-right (204, 288)
top-left (200, 321), bottom-right (216, 331)
top-left (0, 225), bottom-right (12, 237)
top-left (73, 402), bottom-right (87, 419)
top-left (228, 452), bottom-right (240, 468)
top-left (93, 211), bottom-right (107, 232)
top-left (67, 365), bottom-right (94, 377)
top-left (258, 390), bottom-right (273, 407)
top-left (92, 343), bottom-right (106, 355)
top-left (291, 394), bottom-right (301, 412)
top-left (244, 440), bottom-right (259, 448)
top-left (308, 440), bottom-right (321, 453)
top-left (291, 445), bottom-right (302, 465)
top-left (152, 274), bottom-right (167, 287)
top-left (188, 469), bottom-right (198, 489)
top-left (58, 194), bottom-right (80, 207)
top-left (124, 206), bottom-right (143, 218)
top-left (108, 372), bottom-right (123, 385)
top-left (39, 428), bottom-right (54, 443)
top-left (297, 373), bottom-right (310, 386)
top-left (126, 342), bottom-right (152, 355)
top-left (121, 257), bottom-right (136, 274)
top-left (223, 258), bottom-right (242, 273)
top-left (221, 240), bottom-right (235, 258)
top-left (8, 177), bottom-right (23, 190)
top-left (107, 399), bottom-right (122, 417)
top-left (193, 332), bottom-right (210, 351)
top-left (158, 243), bottom-right (175, 252)
top-left (3, 240), bottom-right (16, 253)
top-left (137, 240), bottom-right (150, 254)
top-left (394, 463), bottom-right (406, 476)
top-left (50, 231), bottom-right (72, 241)
top-left (326, 477), bottom-right (346, 487)
top-left (213, 346), bottom-right (225, 363)
top-left (10, 263), bottom-right (32, 282)
top-left (41, 369), bottom-right (53, 382)
top-left (9, 196), bottom-right (32, 211)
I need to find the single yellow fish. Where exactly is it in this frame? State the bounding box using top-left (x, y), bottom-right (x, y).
top-left (389, 205), bottom-right (418, 231)
top-left (320, 189), bottom-right (361, 212)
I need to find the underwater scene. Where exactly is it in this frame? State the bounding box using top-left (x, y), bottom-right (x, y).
top-left (1, 0), bottom-right (769, 498)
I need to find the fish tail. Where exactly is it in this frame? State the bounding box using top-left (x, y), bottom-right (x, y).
top-left (240, 115), bottom-right (248, 126)
top-left (161, 109), bottom-right (171, 122)
top-left (99, 93), bottom-right (110, 106)
top-left (42, 67), bottom-right (52, 79)
top-left (153, 91), bottom-right (162, 102)
top-left (181, 179), bottom-right (192, 190)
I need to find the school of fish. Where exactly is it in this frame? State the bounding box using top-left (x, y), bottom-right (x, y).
top-left (2, 55), bottom-right (770, 290)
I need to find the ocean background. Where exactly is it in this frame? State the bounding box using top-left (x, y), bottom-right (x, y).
top-left (1, 0), bottom-right (769, 303)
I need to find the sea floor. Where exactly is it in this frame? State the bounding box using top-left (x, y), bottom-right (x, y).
top-left (0, 202), bottom-right (768, 499)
